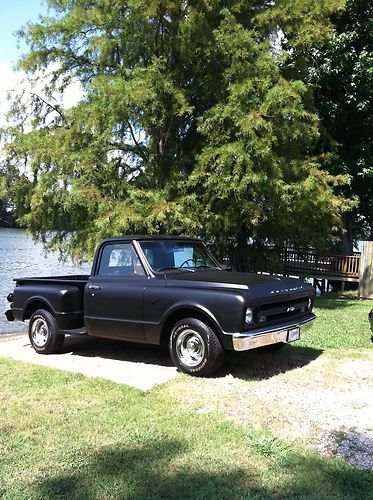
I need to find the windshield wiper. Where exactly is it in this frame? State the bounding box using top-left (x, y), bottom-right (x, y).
top-left (157, 266), bottom-right (195, 273)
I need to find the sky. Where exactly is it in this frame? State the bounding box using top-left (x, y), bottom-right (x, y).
top-left (0, 0), bottom-right (82, 128)
top-left (0, 0), bottom-right (47, 65)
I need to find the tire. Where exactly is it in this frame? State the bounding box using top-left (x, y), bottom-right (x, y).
top-left (169, 318), bottom-right (224, 377)
top-left (28, 309), bottom-right (65, 354)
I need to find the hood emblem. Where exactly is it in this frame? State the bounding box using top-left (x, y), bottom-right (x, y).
top-left (271, 286), bottom-right (303, 294)
top-left (287, 306), bottom-right (295, 312)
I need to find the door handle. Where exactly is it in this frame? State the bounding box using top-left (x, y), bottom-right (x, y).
top-left (88, 285), bottom-right (102, 290)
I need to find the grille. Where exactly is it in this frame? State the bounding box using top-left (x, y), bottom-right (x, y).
top-left (255, 296), bottom-right (310, 327)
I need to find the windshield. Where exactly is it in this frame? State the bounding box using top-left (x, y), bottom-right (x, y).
top-left (139, 240), bottom-right (221, 273)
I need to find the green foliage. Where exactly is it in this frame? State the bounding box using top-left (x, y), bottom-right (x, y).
top-left (308, 0), bottom-right (373, 241)
top-left (257, 0), bottom-right (345, 50)
top-left (1, 0), bottom-right (353, 263)
top-left (189, 11), bottom-right (351, 266)
top-left (0, 177), bottom-right (12, 227)
top-left (0, 164), bottom-right (31, 227)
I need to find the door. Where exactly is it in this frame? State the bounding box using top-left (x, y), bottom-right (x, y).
top-left (84, 242), bottom-right (148, 341)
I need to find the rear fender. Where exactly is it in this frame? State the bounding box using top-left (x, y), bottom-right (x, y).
top-left (22, 296), bottom-right (55, 320)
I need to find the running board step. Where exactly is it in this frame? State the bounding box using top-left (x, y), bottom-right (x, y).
top-left (59, 327), bottom-right (87, 336)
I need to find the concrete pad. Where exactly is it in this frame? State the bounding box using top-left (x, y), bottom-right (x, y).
top-left (0, 335), bottom-right (178, 391)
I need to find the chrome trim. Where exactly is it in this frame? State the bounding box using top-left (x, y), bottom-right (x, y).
top-left (270, 286), bottom-right (305, 294)
top-left (176, 328), bottom-right (205, 367)
top-left (31, 318), bottom-right (49, 347)
top-left (133, 240), bottom-right (154, 278)
top-left (231, 313), bottom-right (316, 351)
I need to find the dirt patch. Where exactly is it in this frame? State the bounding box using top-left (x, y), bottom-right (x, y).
top-left (167, 347), bottom-right (373, 470)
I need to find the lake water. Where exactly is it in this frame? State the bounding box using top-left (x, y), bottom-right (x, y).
top-left (0, 228), bottom-right (91, 336)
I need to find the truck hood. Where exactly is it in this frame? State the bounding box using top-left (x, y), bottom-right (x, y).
top-left (164, 269), bottom-right (312, 298)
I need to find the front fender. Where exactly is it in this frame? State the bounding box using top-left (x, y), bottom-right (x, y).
top-left (161, 302), bottom-right (223, 334)
top-left (143, 285), bottom-right (246, 346)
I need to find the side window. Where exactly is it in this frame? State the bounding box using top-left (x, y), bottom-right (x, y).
top-left (98, 244), bottom-right (145, 277)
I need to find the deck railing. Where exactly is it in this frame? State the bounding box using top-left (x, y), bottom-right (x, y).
top-left (258, 248), bottom-right (361, 280)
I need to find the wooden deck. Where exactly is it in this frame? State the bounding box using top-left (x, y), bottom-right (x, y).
top-left (259, 248), bottom-right (361, 282)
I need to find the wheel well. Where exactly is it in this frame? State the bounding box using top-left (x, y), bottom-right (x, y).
top-left (160, 308), bottom-right (220, 346)
top-left (24, 300), bottom-right (53, 320)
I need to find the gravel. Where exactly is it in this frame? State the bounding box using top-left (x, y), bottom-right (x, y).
top-left (170, 348), bottom-right (373, 471)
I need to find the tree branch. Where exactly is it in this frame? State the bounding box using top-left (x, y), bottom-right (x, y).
top-left (28, 92), bottom-right (66, 122)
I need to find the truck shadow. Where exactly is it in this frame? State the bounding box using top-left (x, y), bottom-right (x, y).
top-left (62, 336), bottom-right (322, 380)
top-left (62, 336), bottom-right (175, 367)
top-left (221, 345), bottom-right (323, 381)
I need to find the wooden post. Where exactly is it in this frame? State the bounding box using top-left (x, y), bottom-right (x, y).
top-left (358, 241), bottom-right (373, 299)
top-left (284, 247), bottom-right (288, 276)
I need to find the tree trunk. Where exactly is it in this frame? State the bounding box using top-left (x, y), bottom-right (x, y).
top-left (334, 212), bottom-right (354, 255)
top-left (330, 212), bottom-right (355, 291)
top-left (232, 233), bottom-right (249, 272)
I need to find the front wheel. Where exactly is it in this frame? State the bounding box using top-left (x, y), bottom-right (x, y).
top-left (169, 318), bottom-right (224, 377)
top-left (29, 309), bottom-right (65, 354)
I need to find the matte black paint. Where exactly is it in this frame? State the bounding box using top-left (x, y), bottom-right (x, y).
top-left (5, 237), bottom-right (315, 350)
top-left (12, 282), bottom-right (85, 330)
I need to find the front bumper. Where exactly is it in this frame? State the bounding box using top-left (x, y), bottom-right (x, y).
top-left (232, 313), bottom-right (316, 351)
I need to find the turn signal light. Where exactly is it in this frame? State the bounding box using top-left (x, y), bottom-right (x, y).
top-left (245, 307), bottom-right (254, 324)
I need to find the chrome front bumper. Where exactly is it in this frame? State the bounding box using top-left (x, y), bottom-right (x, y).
top-left (232, 313), bottom-right (316, 351)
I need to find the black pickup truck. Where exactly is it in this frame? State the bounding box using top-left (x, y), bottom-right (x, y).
top-left (5, 236), bottom-right (316, 376)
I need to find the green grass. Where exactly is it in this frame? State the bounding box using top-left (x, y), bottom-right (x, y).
top-left (0, 357), bottom-right (372, 499)
top-left (0, 295), bottom-right (372, 499)
top-left (298, 293), bottom-right (372, 350)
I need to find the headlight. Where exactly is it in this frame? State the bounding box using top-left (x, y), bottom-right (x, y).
top-left (307, 297), bottom-right (312, 310)
top-left (245, 307), bottom-right (254, 324)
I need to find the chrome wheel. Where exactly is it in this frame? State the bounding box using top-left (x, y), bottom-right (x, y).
top-left (31, 318), bottom-right (49, 348)
top-left (176, 329), bottom-right (205, 367)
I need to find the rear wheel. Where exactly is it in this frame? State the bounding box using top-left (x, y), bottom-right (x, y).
top-left (169, 318), bottom-right (224, 377)
top-left (29, 309), bottom-right (65, 354)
